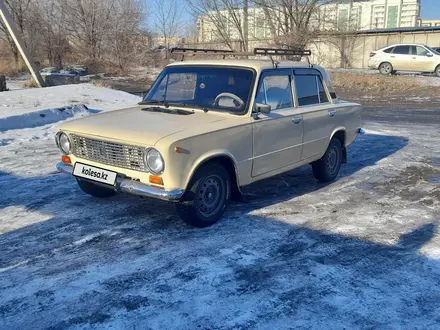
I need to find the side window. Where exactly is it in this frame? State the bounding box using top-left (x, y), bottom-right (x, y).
top-left (294, 75), bottom-right (320, 106)
top-left (383, 47), bottom-right (394, 53)
top-left (255, 74), bottom-right (293, 110)
top-left (413, 46), bottom-right (429, 56)
top-left (392, 45), bottom-right (410, 55)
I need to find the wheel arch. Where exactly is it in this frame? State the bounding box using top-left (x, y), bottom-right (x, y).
top-left (184, 152), bottom-right (242, 201)
top-left (328, 128), bottom-right (347, 164)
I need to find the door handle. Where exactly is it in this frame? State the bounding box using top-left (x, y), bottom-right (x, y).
top-left (328, 110), bottom-right (336, 117)
top-left (292, 115), bottom-right (302, 124)
top-left (390, 56), bottom-right (396, 58)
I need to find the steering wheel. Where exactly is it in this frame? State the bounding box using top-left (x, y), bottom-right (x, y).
top-left (214, 93), bottom-right (245, 109)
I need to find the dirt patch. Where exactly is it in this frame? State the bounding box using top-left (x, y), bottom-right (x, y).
top-left (330, 71), bottom-right (440, 109)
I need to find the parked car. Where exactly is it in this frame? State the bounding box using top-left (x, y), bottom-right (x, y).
top-left (55, 49), bottom-right (364, 227)
top-left (368, 43), bottom-right (440, 76)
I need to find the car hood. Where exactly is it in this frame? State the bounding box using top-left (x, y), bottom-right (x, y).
top-left (58, 106), bottom-right (228, 146)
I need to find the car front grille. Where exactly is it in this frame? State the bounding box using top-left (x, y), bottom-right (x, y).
top-left (71, 134), bottom-right (147, 172)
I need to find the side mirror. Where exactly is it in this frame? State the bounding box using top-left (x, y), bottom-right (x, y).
top-left (255, 103), bottom-right (271, 114)
top-left (427, 53), bottom-right (434, 57)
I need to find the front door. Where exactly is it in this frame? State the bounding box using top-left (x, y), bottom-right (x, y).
top-left (410, 46), bottom-right (436, 72)
top-left (252, 70), bottom-right (303, 177)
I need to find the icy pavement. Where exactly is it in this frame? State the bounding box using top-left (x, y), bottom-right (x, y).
top-left (1, 89), bottom-right (440, 329)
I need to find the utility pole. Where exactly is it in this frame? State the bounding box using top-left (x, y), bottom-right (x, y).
top-left (243, 0), bottom-right (248, 52)
top-left (0, 0), bottom-right (45, 87)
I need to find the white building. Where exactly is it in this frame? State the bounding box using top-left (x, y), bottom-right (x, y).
top-left (197, 0), bottom-right (421, 43)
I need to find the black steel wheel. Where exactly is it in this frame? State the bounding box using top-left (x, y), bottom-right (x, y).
top-left (312, 138), bottom-right (343, 183)
top-left (176, 163), bottom-right (230, 228)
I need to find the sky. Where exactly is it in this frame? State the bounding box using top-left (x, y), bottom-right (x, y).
top-left (420, 0), bottom-right (440, 20)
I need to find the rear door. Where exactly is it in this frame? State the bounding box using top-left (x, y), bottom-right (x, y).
top-left (294, 69), bottom-right (335, 161)
top-left (251, 69), bottom-right (303, 177)
top-left (390, 45), bottom-right (411, 70)
top-left (410, 46), bottom-right (436, 72)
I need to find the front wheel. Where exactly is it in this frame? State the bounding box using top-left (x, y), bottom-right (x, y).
top-left (312, 138), bottom-right (343, 183)
top-left (176, 163), bottom-right (230, 228)
top-left (435, 65), bottom-right (440, 77)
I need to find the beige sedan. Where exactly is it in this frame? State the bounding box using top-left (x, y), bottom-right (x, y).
top-left (368, 43), bottom-right (440, 76)
top-left (55, 58), bottom-right (363, 227)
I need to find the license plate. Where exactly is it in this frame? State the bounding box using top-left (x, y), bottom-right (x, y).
top-left (73, 162), bottom-right (117, 186)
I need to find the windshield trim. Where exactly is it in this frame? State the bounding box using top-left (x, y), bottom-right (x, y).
top-left (143, 65), bottom-right (257, 116)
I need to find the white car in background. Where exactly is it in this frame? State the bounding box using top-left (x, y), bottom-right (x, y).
top-left (368, 43), bottom-right (440, 76)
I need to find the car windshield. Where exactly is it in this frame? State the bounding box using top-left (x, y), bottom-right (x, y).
top-left (143, 66), bottom-right (254, 114)
top-left (425, 45), bottom-right (440, 55)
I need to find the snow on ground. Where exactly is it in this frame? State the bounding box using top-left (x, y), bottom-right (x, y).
top-left (0, 83), bottom-right (140, 119)
top-left (1, 86), bottom-right (440, 329)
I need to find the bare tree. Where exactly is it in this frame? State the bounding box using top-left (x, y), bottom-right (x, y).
top-left (187, 0), bottom-right (249, 51)
top-left (153, 0), bottom-right (186, 57)
top-left (0, 0), bottom-right (34, 68)
top-left (108, 0), bottom-right (146, 69)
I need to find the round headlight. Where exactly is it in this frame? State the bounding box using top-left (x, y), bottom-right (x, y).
top-left (56, 132), bottom-right (71, 155)
top-left (145, 148), bottom-right (164, 174)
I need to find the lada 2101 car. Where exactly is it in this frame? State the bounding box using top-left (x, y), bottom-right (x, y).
top-left (55, 48), bottom-right (364, 227)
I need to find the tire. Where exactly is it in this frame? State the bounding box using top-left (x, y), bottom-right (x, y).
top-left (435, 65), bottom-right (440, 77)
top-left (176, 163), bottom-right (230, 228)
top-left (379, 62), bottom-right (393, 75)
top-left (312, 138), bottom-right (343, 183)
top-left (76, 178), bottom-right (116, 198)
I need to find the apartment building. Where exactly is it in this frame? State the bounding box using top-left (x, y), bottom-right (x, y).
top-left (197, 0), bottom-right (421, 43)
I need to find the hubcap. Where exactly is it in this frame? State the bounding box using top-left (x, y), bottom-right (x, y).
top-left (326, 147), bottom-right (339, 175)
top-left (197, 175), bottom-right (224, 217)
top-left (382, 64), bottom-right (391, 74)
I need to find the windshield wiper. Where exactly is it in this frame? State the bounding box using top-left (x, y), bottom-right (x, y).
top-left (167, 102), bottom-right (210, 112)
top-left (141, 107), bottom-right (194, 115)
top-left (138, 100), bottom-right (169, 106)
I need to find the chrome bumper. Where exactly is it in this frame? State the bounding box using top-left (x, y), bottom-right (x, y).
top-left (56, 162), bottom-right (184, 202)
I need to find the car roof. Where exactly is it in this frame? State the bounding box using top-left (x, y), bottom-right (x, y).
top-left (381, 43), bottom-right (428, 49)
top-left (167, 59), bottom-right (311, 71)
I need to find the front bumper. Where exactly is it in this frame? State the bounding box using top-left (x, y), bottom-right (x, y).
top-left (56, 162), bottom-right (184, 202)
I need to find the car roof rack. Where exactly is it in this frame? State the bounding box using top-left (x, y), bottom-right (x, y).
top-left (170, 47), bottom-right (312, 68)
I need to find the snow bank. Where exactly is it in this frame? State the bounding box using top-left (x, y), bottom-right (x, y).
top-left (0, 104), bottom-right (98, 131)
top-left (0, 83), bottom-right (141, 119)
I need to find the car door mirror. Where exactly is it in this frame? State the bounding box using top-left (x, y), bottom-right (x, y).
top-left (255, 103), bottom-right (271, 114)
top-left (427, 53), bottom-right (434, 57)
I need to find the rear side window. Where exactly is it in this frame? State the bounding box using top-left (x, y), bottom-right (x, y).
top-left (383, 47), bottom-right (394, 53)
top-left (294, 75), bottom-right (328, 106)
top-left (392, 46), bottom-right (410, 55)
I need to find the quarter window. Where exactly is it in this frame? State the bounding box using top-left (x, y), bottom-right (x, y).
top-left (255, 73), bottom-right (293, 110)
top-left (383, 47), bottom-right (394, 53)
top-left (392, 45), bottom-right (410, 55)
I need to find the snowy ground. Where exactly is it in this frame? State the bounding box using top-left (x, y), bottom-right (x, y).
top-left (1, 86), bottom-right (440, 329)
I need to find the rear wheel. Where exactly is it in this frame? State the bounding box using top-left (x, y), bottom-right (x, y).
top-left (176, 163), bottom-right (230, 228)
top-left (76, 178), bottom-right (116, 198)
top-left (435, 65), bottom-right (440, 77)
top-left (312, 138), bottom-right (343, 183)
top-left (379, 62), bottom-right (393, 75)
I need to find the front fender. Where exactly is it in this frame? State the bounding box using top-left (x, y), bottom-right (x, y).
top-left (183, 150), bottom-right (240, 190)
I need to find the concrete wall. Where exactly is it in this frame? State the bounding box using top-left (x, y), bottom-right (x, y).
top-left (184, 30), bottom-right (440, 69)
